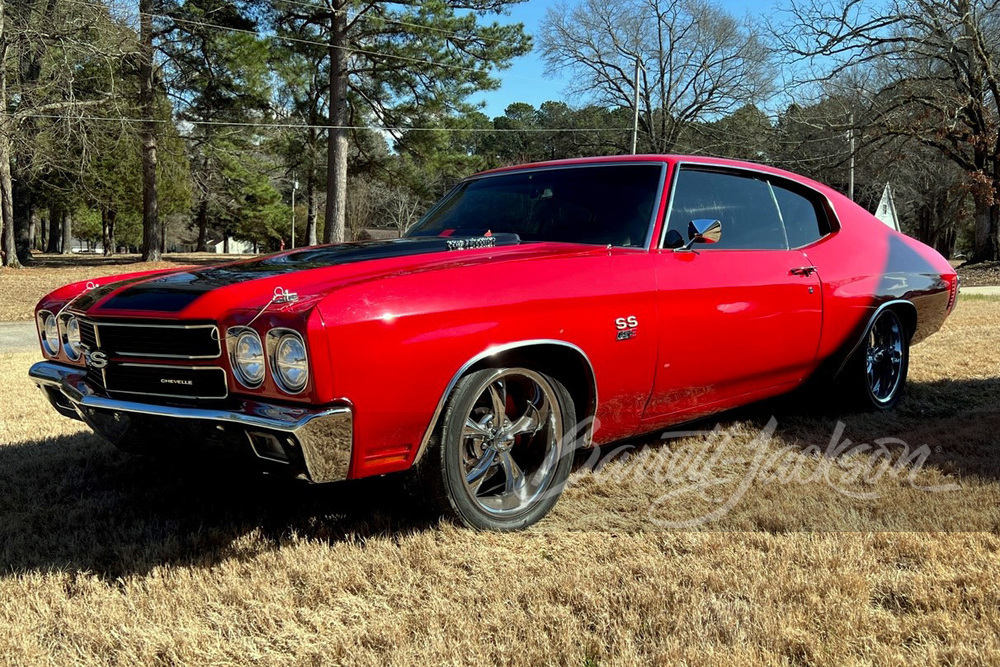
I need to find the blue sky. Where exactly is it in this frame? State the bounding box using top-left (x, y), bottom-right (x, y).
top-left (474, 0), bottom-right (783, 119)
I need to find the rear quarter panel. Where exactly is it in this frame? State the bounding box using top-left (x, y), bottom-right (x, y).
top-left (800, 187), bottom-right (955, 368)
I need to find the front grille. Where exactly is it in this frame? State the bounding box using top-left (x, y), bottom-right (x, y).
top-left (85, 320), bottom-right (220, 359)
top-left (80, 320), bottom-right (98, 350)
top-left (104, 363), bottom-right (228, 400)
top-left (77, 318), bottom-right (227, 401)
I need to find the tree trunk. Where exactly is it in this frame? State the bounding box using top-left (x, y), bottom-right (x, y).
top-left (28, 209), bottom-right (38, 251)
top-left (324, 2), bottom-right (348, 245)
top-left (306, 170), bottom-right (318, 246)
top-left (46, 204), bottom-right (60, 253)
top-left (61, 208), bottom-right (72, 254)
top-left (101, 206), bottom-right (108, 254)
top-left (13, 174), bottom-right (32, 264)
top-left (139, 0), bottom-right (160, 261)
top-left (0, 0), bottom-right (18, 268)
top-left (196, 197), bottom-right (209, 251)
top-left (107, 208), bottom-right (116, 255)
top-left (971, 190), bottom-right (999, 263)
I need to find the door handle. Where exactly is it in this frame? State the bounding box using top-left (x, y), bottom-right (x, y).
top-left (790, 266), bottom-right (817, 276)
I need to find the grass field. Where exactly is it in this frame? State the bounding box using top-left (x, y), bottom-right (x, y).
top-left (0, 253), bottom-right (240, 322)
top-left (0, 291), bottom-right (998, 664)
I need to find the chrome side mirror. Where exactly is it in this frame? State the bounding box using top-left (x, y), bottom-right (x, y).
top-left (679, 219), bottom-right (722, 251)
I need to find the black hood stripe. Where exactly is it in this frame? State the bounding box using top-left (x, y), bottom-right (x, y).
top-left (97, 235), bottom-right (520, 313)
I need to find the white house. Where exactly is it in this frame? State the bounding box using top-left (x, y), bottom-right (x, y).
top-left (213, 237), bottom-right (256, 254)
top-left (874, 183), bottom-right (901, 232)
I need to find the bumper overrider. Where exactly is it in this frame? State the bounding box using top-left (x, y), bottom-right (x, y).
top-left (29, 361), bottom-right (353, 483)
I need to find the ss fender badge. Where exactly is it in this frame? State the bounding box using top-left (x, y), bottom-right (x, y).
top-left (615, 315), bottom-right (638, 341)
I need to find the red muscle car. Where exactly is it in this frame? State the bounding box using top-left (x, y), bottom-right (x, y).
top-left (29, 155), bottom-right (959, 530)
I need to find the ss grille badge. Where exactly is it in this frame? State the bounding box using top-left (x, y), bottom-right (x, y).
top-left (86, 350), bottom-right (109, 370)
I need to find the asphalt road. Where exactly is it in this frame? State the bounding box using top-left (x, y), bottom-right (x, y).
top-left (961, 286), bottom-right (1000, 296)
top-left (0, 321), bottom-right (39, 354)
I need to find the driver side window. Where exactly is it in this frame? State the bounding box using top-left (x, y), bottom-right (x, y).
top-left (665, 168), bottom-right (788, 250)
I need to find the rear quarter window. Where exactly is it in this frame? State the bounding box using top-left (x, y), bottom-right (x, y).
top-left (770, 181), bottom-right (832, 248)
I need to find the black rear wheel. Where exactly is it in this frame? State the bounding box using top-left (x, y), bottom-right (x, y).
top-left (848, 308), bottom-right (909, 411)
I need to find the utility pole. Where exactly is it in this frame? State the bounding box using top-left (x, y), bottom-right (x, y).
top-left (631, 55), bottom-right (642, 155)
top-left (291, 178), bottom-right (298, 249)
top-left (848, 112), bottom-right (855, 201)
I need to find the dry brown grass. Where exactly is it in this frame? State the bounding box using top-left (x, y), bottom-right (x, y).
top-left (0, 299), bottom-right (998, 665)
top-left (0, 253), bottom-right (239, 321)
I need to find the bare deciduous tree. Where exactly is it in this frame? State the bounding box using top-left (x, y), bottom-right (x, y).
top-left (540, 0), bottom-right (773, 153)
top-left (777, 0), bottom-right (1000, 262)
top-left (386, 186), bottom-right (422, 237)
top-left (345, 176), bottom-right (385, 241)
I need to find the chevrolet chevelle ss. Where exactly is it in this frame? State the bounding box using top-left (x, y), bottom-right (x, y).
top-left (30, 155), bottom-right (959, 530)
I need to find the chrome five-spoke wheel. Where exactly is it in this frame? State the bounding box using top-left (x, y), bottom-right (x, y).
top-left (431, 367), bottom-right (576, 530)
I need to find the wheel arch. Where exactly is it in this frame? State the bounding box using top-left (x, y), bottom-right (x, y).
top-left (887, 300), bottom-right (918, 343)
top-left (834, 298), bottom-right (917, 379)
top-left (411, 340), bottom-right (598, 466)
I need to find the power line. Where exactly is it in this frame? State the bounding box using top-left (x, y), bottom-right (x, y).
top-left (11, 112), bottom-right (633, 133)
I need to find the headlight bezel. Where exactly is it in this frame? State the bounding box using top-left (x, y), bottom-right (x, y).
top-left (227, 326), bottom-right (266, 389)
top-left (62, 314), bottom-right (83, 361)
top-left (37, 310), bottom-right (60, 358)
top-left (268, 329), bottom-right (309, 395)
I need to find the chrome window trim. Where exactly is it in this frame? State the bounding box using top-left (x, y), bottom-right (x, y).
top-left (411, 338), bottom-right (599, 466)
top-left (658, 160), bottom-right (842, 251)
top-left (266, 328), bottom-right (309, 395)
top-left (411, 161), bottom-right (670, 252)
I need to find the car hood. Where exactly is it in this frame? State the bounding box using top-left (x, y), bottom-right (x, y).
top-left (70, 235), bottom-right (603, 319)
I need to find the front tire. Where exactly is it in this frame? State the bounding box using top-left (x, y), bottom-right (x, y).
top-left (848, 308), bottom-right (910, 410)
top-left (424, 367), bottom-right (577, 531)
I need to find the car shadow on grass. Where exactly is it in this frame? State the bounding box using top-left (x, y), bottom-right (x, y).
top-left (566, 376), bottom-right (1000, 532)
top-left (0, 431), bottom-right (434, 580)
top-left (2, 377), bottom-right (998, 579)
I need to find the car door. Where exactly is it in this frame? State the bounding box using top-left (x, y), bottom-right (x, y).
top-left (642, 166), bottom-right (824, 422)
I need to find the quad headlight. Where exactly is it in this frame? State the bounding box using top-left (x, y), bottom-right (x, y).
top-left (227, 326), bottom-right (308, 394)
top-left (37, 311), bottom-right (59, 357)
top-left (271, 330), bottom-right (308, 394)
top-left (230, 328), bottom-right (266, 388)
top-left (62, 315), bottom-right (83, 361)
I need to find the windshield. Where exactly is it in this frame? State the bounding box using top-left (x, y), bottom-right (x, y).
top-left (406, 163), bottom-right (664, 248)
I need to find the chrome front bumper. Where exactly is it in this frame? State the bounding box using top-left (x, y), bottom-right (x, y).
top-left (29, 361), bottom-right (353, 483)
